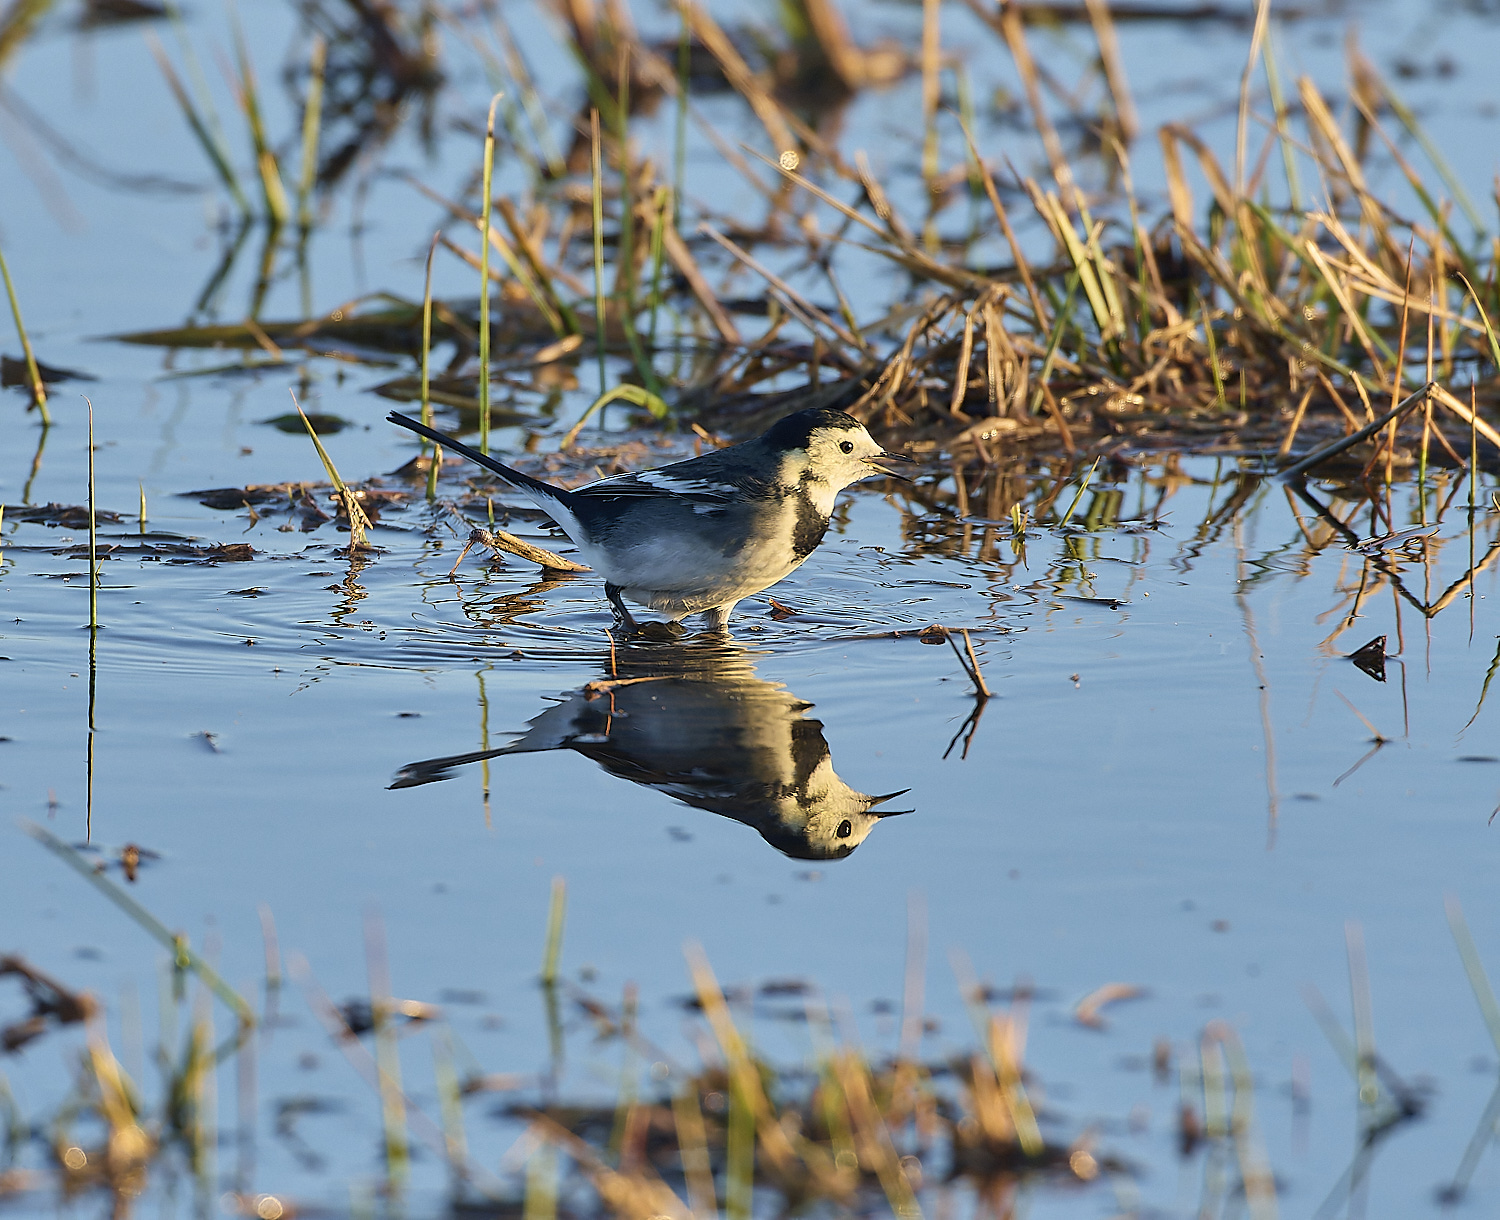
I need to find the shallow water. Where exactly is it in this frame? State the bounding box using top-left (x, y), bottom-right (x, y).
top-left (8, 0), bottom-right (1500, 1216)
top-left (10, 452), bottom-right (1500, 1216)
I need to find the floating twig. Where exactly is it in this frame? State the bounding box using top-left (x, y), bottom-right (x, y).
top-left (930, 624), bottom-right (991, 699)
top-left (1075, 982), bottom-right (1145, 1030)
top-left (439, 502), bottom-right (589, 574)
top-left (1279, 382), bottom-right (1434, 481)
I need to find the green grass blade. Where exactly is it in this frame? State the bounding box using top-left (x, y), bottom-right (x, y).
top-left (230, 8), bottom-right (289, 225)
top-left (541, 876), bottom-right (567, 986)
top-left (292, 390), bottom-right (369, 550)
top-left (0, 243), bottom-right (50, 424)
top-left (560, 385), bottom-right (669, 451)
top-left (22, 822), bottom-right (255, 1030)
top-left (479, 93), bottom-right (501, 455)
top-left (1446, 895), bottom-right (1500, 1055)
top-left (147, 36), bottom-right (250, 217)
top-left (421, 233), bottom-right (440, 501)
top-left (591, 108), bottom-right (608, 397)
top-left (1057, 456), bottom-right (1101, 529)
top-left (1379, 76), bottom-right (1485, 236)
top-left (297, 34), bottom-right (327, 231)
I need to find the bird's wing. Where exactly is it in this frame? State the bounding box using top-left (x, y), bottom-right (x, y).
top-left (575, 468), bottom-right (738, 504)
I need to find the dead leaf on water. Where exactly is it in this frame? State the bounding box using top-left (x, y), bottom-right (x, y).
top-left (1075, 983), bottom-right (1146, 1030)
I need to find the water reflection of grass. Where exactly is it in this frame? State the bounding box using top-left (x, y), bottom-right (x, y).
top-left (0, 828), bottom-right (1226, 1217)
top-left (19, 823), bottom-right (1500, 1215)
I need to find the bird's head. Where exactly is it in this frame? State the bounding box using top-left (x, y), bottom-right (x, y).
top-left (761, 408), bottom-right (913, 494)
top-left (756, 754), bottom-right (914, 860)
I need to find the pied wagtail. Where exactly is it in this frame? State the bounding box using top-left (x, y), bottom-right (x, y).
top-left (390, 645), bottom-right (912, 859)
top-left (387, 406), bottom-right (912, 631)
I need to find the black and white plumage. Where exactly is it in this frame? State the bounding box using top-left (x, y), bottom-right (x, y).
top-left (389, 649), bottom-right (913, 859)
top-left (388, 406), bottom-right (910, 630)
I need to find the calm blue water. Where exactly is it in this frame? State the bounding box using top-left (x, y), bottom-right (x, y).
top-left (7, 1), bottom-right (1500, 1216)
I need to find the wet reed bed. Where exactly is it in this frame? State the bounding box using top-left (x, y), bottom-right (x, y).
top-left (47, 0), bottom-right (1500, 495)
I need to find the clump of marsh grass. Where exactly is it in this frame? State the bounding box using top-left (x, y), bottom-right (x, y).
top-left (93, 0), bottom-right (1500, 487)
top-left (5, 827), bottom-right (256, 1211)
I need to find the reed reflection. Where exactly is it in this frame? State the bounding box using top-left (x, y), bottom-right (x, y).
top-left (391, 644), bottom-right (912, 859)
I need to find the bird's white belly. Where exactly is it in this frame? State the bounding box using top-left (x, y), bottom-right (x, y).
top-left (578, 504), bottom-right (807, 617)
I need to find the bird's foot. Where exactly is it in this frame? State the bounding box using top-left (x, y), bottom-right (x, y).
top-left (604, 583), bottom-right (641, 634)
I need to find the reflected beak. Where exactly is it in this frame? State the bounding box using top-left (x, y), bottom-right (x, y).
top-left (864, 451), bottom-right (915, 479)
top-left (868, 788), bottom-right (914, 816)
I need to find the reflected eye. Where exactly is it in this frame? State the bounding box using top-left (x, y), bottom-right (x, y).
top-left (836, 819), bottom-right (853, 839)
top-left (839, 440), bottom-right (854, 454)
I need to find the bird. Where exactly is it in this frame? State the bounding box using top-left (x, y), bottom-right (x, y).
top-left (389, 644), bottom-right (912, 859)
top-left (387, 405), bottom-right (911, 631)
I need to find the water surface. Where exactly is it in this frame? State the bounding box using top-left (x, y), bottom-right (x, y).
top-left (7, 1), bottom-right (1500, 1215)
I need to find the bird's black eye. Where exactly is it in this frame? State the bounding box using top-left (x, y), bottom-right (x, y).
top-left (839, 440), bottom-right (854, 454)
top-left (836, 819), bottom-right (853, 839)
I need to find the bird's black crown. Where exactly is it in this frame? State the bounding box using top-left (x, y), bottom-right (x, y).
top-left (760, 407), bottom-right (863, 452)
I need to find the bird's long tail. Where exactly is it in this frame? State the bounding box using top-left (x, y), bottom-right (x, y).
top-left (386, 411), bottom-right (574, 509)
top-left (388, 742), bottom-right (537, 788)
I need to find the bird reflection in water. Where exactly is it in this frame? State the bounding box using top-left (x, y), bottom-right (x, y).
top-left (390, 644), bottom-right (912, 859)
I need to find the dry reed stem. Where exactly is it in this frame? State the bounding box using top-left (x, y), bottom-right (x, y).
top-left (659, 223), bottom-right (742, 344)
top-left (998, 3), bottom-right (1078, 213)
top-left (955, 116), bottom-right (1048, 328)
top-left (920, 0), bottom-right (941, 189)
top-left (949, 308), bottom-right (976, 416)
top-left (699, 224), bottom-right (861, 349)
top-left (751, 147), bottom-right (988, 291)
top-left (1084, 0), bottom-right (1137, 144)
top-left (944, 628), bottom-right (990, 698)
top-left (1278, 385), bottom-right (1317, 458)
top-left (830, 1051), bottom-right (924, 1218)
top-left (497, 198), bottom-right (581, 326)
top-left (682, 0), bottom-right (796, 158)
top-left (856, 149), bottom-right (917, 246)
top-left (1234, 0), bottom-right (1272, 194)
top-left (528, 1113), bottom-right (694, 1220)
top-left (682, 944), bottom-right (801, 1177)
top-left (1074, 983), bottom-right (1144, 1030)
top-left (1431, 385), bottom-right (1500, 452)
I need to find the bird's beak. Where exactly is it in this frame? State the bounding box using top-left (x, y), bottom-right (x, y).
top-left (867, 789), bottom-right (914, 816)
top-left (864, 451), bottom-right (915, 479)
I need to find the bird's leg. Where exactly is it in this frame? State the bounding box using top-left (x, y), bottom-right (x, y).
top-left (604, 583), bottom-right (640, 633)
top-left (702, 601), bottom-right (739, 633)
